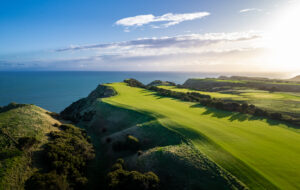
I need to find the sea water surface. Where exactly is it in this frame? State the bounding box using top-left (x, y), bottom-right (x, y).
top-left (0, 71), bottom-right (290, 112)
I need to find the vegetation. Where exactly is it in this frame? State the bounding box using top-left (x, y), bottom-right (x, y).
top-left (0, 103), bottom-right (95, 190)
top-left (61, 83), bottom-right (244, 189)
top-left (0, 103), bottom-right (62, 190)
top-left (112, 135), bottom-right (140, 152)
top-left (124, 78), bottom-right (146, 88)
top-left (25, 172), bottom-right (69, 190)
top-left (61, 84), bottom-right (116, 122)
top-left (158, 85), bottom-right (300, 125)
top-left (183, 77), bottom-right (300, 92)
top-left (103, 82), bottom-right (300, 190)
top-left (147, 80), bottom-right (176, 87)
top-left (25, 124), bottom-right (95, 190)
top-left (106, 159), bottom-right (160, 190)
top-left (17, 137), bottom-right (40, 150)
top-left (2, 77), bottom-right (299, 190)
top-left (125, 79), bottom-right (298, 125)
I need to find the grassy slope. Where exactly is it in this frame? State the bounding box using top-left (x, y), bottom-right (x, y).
top-left (0, 105), bottom-right (60, 190)
top-left (103, 82), bottom-right (300, 190)
top-left (158, 85), bottom-right (300, 118)
top-left (80, 101), bottom-right (244, 189)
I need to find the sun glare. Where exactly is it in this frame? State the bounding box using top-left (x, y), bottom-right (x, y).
top-left (265, 2), bottom-right (300, 72)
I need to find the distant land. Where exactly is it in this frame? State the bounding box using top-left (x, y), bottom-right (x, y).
top-left (290, 75), bottom-right (300, 81)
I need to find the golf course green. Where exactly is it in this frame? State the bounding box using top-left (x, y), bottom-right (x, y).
top-left (102, 82), bottom-right (300, 190)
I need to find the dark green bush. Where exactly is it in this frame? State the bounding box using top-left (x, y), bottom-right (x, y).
top-left (26, 124), bottom-right (95, 190)
top-left (124, 78), bottom-right (146, 88)
top-left (17, 137), bottom-right (40, 150)
top-left (0, 149), bottom-right (22, 159)
top-left (25, 171), bottom-right (69, 190)
top-left (112, 135), bottom-right (140, 152)
top-left (270, 113), bottom-right (282, 120)
top-left (107, 159), bottom-right (159, 190)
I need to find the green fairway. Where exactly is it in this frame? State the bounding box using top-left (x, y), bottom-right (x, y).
top-left (102, 82), bottom-right (300, 190)
top-left (158, 85), bottom-right (300, 118)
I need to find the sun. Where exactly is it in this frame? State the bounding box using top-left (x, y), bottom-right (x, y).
top-left (264, 2), bottom-right (300, 72)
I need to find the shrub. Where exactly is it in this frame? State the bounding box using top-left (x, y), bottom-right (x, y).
top-left (107, 159), bottom-right (159, 190)
top-left (82, 111), bottom-right (95, 121)
top-left (0, 149), bottom-right (22, 159)
top-left (31, 124), bottom-right (95, 189)
top-left (106, 137), bottom-right (112, 143)
top-left (102, 128), bottom-right (107, 133)
top-left (270, 113), bottom-right (282, 120)
top-left (112, 135), bottom-right (140, 152)
top-left (25, 171), bottom-right (69, 190)
top-left (48, 112), bottom-right (60, 119)
top-left (137, 150), bottom-right (143, 156)
top-left (53, 123), bottom-right (60, 127)
top-left (17, 137), bottom-right (40, 150)
top-left (124, 78), bottom-right (146, 88)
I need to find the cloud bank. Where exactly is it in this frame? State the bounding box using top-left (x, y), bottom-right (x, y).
top-left (115, 12), bottom-right (210, 29)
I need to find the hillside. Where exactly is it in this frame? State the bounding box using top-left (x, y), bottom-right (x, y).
top-left (2, 80), bottom-right (299, 189)
top-left (62, 81), bottom-right (300, 190)
top-left (0, 103), bottom-right (94, 190)
top-left (61, 84), bottom-right (245, 190)
top-left (0, 103), bottom-right (60, 189)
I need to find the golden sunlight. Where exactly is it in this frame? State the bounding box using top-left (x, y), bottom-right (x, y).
top-left (265, 1), bottom-right (300, 71)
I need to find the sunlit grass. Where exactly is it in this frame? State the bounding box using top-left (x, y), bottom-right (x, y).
top-left (103, 82), bottom-right (300, 190)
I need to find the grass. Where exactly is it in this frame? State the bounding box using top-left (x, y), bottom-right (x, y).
top-left (80, 100), bottom-right (244, 189)
top-left (102, 82), bottom-right (300, 190)
top-left (0, 104), bottom-right (60, 190)
top-left (82, 98), bottom-right (245, 189)
top-left (158, 85), bottom-right (300, 119)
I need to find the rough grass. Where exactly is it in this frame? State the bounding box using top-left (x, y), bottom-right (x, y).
top-left (103, 82), bottom-right (300, 190)
top-left (0, 105), bottom-right (60, 190)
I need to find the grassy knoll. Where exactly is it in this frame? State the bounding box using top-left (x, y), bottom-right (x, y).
top-left (158, 85), bottom-right (300, 119)
top-left (0, 104), bottom-right (60, 190)
top-left (102, 82), bottom-right (300, 190)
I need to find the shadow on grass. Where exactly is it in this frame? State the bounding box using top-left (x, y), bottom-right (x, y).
top-left (162, 121), bottom-right (279, 190)
top-left (190, 104), bottom-right (300, 129)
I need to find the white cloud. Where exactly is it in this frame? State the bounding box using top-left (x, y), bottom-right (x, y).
top-left (239, 8), bottom-right (262, 13)
top-left (56, 32), bottom-right (262, 52)
top-left (3, 32), bottom-right (269, 72)
top-left (115, 12), bottom-right (210, 29)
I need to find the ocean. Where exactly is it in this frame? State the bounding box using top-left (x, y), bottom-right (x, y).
top-left (0, 71), bottom-right (291, 112)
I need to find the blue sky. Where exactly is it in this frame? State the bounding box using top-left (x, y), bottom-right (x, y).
top-left (0, 0), bottom-right (299, 73)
